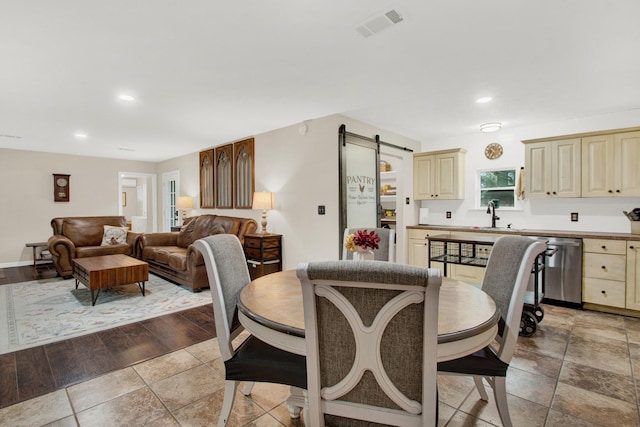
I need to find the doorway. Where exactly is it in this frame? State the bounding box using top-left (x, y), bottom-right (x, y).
top-left (162, 171), bottom-right (180, 231)
top-left (118, 172), bottom-right (158, 233)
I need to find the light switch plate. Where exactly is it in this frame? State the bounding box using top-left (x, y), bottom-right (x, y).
top-left (446, 211), bottom-right (452, 219)
top-left (318, 205), bottom-right (325, 215)
top-left (571, 212), bottom-right (578, 222)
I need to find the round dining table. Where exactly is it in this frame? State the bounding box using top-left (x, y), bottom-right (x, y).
top-left (238, 270), bottom-right (500, 362)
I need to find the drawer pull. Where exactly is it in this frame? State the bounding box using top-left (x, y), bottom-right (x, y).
top-left (601, 290), bottom-right (606, 294)
top-left (601, 245), bottom-right (606, 249)
top-left (601, 266), bottom-right (606, 269)
top-left (631, 246), bottom-right (635, 249)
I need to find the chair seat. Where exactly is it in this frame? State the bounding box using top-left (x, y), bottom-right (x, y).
top-left (438, 346), bottom-right (509, 377)
top-left (225, 335), bottom-right (307, 389)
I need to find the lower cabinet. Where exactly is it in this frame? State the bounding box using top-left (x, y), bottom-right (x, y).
top-left (582, 238), bottom-right (640, 312)
top-left (407, 229), bottom-right (450, 268)
top-left (627, 243), bottom-right (640, 310)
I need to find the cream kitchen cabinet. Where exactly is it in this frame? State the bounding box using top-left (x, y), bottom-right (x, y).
top-left (413, 148), bottom-right (466, 200)
top-left (627, 242), bottom-right (640, 310)
top-left (523, 138), bottom-right (581, 198)
top-left (582, 238), bottom-right (627, 309)
top-left (582, 131), bottom-right (640, 197)
top-left (407, 228), bottom-right (450, 268)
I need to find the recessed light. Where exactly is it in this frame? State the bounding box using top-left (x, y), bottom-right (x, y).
top-left (117, 94), bottom-right (136, 102)
top-left (480, 122), bottom-right (501, 133)
top-left (74, 132), bottom-right (88, 139)
top-left (476, 97), bottom-right (492, 103)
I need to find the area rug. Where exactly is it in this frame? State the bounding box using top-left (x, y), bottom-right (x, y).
top-left (0, 274), bottom-right (212, 355)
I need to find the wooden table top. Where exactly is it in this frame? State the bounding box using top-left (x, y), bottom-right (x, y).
top-left (72, 254), bottom-right (147, 270)
top-left (238, 270), bottom-right (499, 344)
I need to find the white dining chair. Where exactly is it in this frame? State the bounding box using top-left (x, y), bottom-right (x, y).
top-left (437, 236), bottom-right (547, 427)
top-left (342, 227), bottom-right (395, 262)
top-left (194, 234), bottom-right (306, 426)
top-left (298, 260), bottom-right (441, 426)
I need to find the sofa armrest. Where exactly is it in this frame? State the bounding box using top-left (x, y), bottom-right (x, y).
top-left (126, 231), bottom-right (143, 258)
top-left (48, 235), bottom-right (76, 277)
top-left (186, 244), bottom-right (205, 269)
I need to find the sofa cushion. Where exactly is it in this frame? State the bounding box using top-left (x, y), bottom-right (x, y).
top-left (153, 246), bottom-right (185, 265)
top-left (176, 218), bottom-right (197, 248)
top-left (167, 251), bottom-right (189, 272)
top-left (101, 225), bottom-right (128, 246)
top-left (76, 244), bottom-right (131, 258)
top-left (190, 216), bottom-right (226, 244)
top-left (62, 217), bottom-right (126, 247)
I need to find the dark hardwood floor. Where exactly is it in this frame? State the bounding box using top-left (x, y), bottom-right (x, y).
top-left (0, 265), bottom-right (216, 410)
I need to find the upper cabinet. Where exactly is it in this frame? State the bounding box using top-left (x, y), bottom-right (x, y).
top-left (523, 127), bottom-right (640, 199)
top-left (524, 138), bottom-right (581, 198)
top-left (582, 131), bottom-right (640, 197)
top-left (413, 148), bottom-right (466, 200)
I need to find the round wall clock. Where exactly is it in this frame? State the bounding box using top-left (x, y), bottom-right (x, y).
top-left (484, 143), bottom-right (503, 160)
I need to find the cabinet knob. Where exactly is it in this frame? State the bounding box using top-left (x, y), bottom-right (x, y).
top-left (601, 266), bottom-right (606, 269)
top-left (546, 192), bottom-right (551, 195)
top-left (630, 246), bottom-right (635, 249)
top-left (552, 191), bottom-right (557, 195)
top-left (616, 189), bottom-right (620, 193)
top-left (601, 290), bottom-right (606, 294)
top-left (601, 245), bottom-right (606, 249)
top-left (608, 189), bottom-right (613, 193)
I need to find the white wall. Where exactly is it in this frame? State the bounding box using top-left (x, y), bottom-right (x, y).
top-left (157, 114), bottom-right (421, 270)
top-left (418, 109), bottom-right (640, 233)
top-left (0, 148), bottom-right (157, 266)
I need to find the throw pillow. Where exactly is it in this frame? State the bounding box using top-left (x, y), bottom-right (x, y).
top-left (101, 225), bottom-right (128, 246)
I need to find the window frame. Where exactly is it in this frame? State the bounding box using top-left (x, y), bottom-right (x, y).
top-left (476, 167), bottom-right (520, 210)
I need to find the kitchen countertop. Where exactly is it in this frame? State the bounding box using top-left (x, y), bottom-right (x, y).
top-left (407, 224), bottom-right (640, 241)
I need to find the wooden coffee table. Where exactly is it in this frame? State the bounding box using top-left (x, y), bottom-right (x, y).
top-left (72, 254), bottom-right (149, 306)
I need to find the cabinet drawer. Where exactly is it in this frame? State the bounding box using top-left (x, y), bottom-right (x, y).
top-left (244, 238), bottom-right (262, 249)
top-left (583, 277), bottom-right (626, 308)
top-left (262, 239), bottom-right (280, 249)
top-left (407, 229), bottom-right (450, 240)
top-left (583, 238), bottom-right (627, 255)
top-left (583, 253), bottom-right (626, 281)
top-left (450, 264), bottom-right (485, 284)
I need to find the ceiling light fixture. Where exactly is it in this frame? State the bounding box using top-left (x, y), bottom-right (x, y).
top-left (480, 122), bottom-right (501, 133)
top-left (117, 94), bottom-right (136, 102)
top-left (476, 97), bottom-right (492, 103)
top-left (74, 132), bottom-right (88, 139)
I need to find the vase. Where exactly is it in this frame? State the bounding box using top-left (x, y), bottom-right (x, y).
top-left (353, 249), bottom-right (374, 261)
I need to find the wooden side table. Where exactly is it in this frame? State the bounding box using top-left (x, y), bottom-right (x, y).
top-left (244, 233), bottom-right (282, 280)
top-left (25, 242), bottom-right (52, 269)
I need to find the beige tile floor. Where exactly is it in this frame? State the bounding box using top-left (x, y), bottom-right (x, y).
top-left (2, 304), bottom-right (640, 426)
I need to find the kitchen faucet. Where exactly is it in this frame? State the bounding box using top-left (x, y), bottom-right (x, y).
top-left (487, 200), bottom-right (500, 228)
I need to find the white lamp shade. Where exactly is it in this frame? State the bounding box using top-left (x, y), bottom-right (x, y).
top-left (176, 196), bottom-right (194, 210)
top-left (252, 192), bottom-right (274, 210)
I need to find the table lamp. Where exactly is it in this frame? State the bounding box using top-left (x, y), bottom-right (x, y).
top-left (252, 191), bottom-right (274, 234)
top-left (176, 196), bottom-right (194, 224)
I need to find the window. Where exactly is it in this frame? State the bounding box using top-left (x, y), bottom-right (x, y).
top-left (478, 168), bottom-right (516, 208)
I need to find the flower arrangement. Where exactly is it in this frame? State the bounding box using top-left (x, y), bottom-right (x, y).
top-left (344, 229), bottom-right (380, 251)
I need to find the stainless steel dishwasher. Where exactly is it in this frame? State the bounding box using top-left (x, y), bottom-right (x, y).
top-left (526, 236), bottom-right (583, 307)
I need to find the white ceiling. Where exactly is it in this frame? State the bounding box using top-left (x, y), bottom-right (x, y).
top-left (2, 1), bottom-right (639, 162)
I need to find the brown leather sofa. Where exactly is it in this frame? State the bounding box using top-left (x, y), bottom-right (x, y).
top-left (48, 216), bottom-right (141, 278)
top-left (138, 214), bottom-right (258, 292)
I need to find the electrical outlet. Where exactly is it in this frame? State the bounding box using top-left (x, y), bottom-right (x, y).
top-left (571, 212), bottom-right (579, 222)
top-left (446, 211), bottom-right (452, 219)
top-left (405, 197), bottom-right (410, 205)
top-left (318, 205), bottom-right (325, 215)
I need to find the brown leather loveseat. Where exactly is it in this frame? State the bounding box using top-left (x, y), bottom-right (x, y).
top-left (138, 214), bottom-right (258, 292)
top-left (48, 216), bottom-right (141, 278)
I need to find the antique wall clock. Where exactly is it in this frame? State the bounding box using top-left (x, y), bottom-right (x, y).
top-left (53, 174), bottom-right (70, 202)
top-left (484, 143), bottom-right (503, 160)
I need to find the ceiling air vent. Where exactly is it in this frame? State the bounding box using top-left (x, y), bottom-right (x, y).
top-left (355, 9), bottom-right (404, 38)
